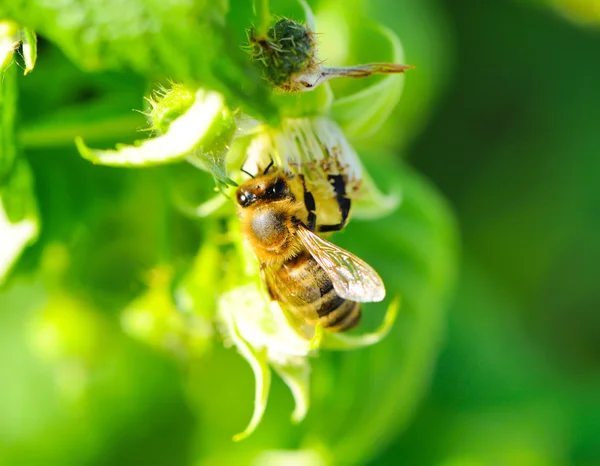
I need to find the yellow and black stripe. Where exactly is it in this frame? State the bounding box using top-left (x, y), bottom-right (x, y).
top-left (274, 251), bottom-right (361, 332)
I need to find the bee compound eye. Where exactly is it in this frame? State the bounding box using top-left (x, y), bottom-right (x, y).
top-left (268, 178), bottom-right (287, 197)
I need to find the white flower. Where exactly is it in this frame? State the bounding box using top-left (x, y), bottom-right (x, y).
top-left (240, 116), bottom-right (401, 224)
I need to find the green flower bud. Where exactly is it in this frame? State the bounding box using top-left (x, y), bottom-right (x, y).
top-left (0, 21), bottom-right (20, 72)
top-left (247, 18), bottom-right (318, 92)
top-left (247, 16), bottom-right (413, 93)
top-left (0, 22), bottom-right (37, 74)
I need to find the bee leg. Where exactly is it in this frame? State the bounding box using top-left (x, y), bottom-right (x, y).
top-left (318, 174), bottom-right (351, 233)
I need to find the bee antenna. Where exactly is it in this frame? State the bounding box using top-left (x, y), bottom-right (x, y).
top-left (263, 160), bottom-right (275, 174)
top-left (241, 168), bottom-right (255, 178)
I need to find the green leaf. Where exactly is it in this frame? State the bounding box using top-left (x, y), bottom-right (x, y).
top-left (321, 296), bottom-right (400, 350)
top-left (271, 359), bottom-right (311, 423)
top-left (330, 25), bottom-right (409, 140)
top-left (225, 311), bottom-right (272, 442)
top-left (0, 0), bottom-right (277, 121)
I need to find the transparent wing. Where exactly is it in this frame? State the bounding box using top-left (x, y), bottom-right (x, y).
top-left (296, 225), bottom-right (386, 303)
top-left (260, 264), bottom-right (322, 325)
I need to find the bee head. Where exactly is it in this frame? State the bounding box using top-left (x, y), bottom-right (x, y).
top-left (236, 175), bottom-right (291, 208)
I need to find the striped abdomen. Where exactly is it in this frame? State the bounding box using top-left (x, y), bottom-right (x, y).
top-left (274, 250), bottom-right (361, 332)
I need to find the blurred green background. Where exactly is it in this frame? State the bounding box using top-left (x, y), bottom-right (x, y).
top-left (382, 0), bottom-right (600, 464)
top-left (1, 0), bottom-right (599, 465)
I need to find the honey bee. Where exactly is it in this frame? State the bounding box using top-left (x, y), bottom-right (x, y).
top-left (235, 169), bottom-right (385, 332)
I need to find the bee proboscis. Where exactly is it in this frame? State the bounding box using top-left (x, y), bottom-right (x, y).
top-left (235, 169), bottom-right (385, 332)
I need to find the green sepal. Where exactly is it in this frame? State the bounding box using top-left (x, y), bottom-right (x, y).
top-left (309, 323), bottom-right (323, 351)
top-left (272, 84), bottom-right (334, 118)
top-left (352, 167), bottom-right (402, 220)
top-left (76, 89), bottom-right (233, 187)
top-left (0, 157), bottom-right (38, 224)
top-left (297, 0), bottom-right (317, 32)
top-left (0, 159), bottom-right (39, 285)
top-left (272, 359), bottom-right (311, 423)
top-left (0, 191), bottom-right (38, 285)
top-left (0, 21), bottom-right (19, 72)
top-left (20, 28), bottom-right (37, 74)
top-left (185, 105), bottom-right (237, 189)
top-left (0, 24), bottom-right (37, 75)
top-left (226, 312), bottom-right (272, 442)
top-left (330, 25), bottom-right (408, 140)
top-left (0, 60), bottom-right (17, 177)
top-left (321, 297), bottom-right (400, 350)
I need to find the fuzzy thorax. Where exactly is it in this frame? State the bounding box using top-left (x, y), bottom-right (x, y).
top-left (238, 197), bottom-right (306, 266)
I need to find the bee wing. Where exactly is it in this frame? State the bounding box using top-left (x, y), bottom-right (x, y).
top-left (260, 264), bottom-right (322, 324)
top-left (296, 225), bottom-right (386, 303)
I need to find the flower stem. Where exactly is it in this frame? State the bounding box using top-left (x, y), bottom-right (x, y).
top-left (254, 0), bottom-right (271, 36)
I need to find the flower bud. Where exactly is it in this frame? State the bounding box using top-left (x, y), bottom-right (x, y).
top-left (247, 17), bottom-right (413, 93)
top-left (248, 18), bottom-right (318, 92)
